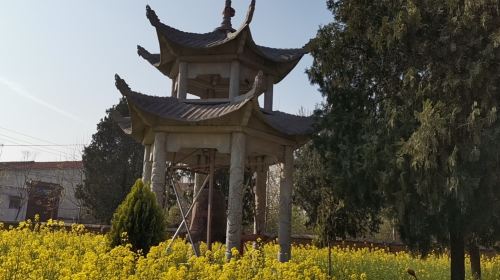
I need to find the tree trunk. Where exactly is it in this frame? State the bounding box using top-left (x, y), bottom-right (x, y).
top-left (469, 242), bottom-right (481, 280)
top-left (450, 220), bottom-right (465, 280)
top-left (327, 236), bottom-right (332, 277)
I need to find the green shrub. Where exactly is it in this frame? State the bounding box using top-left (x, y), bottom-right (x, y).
top-left (166, 204), bottom-right (182, 227)
top-left (108, 179), bottom-right (166, 253)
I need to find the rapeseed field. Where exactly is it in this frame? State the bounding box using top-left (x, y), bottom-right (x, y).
top-left (0, 220), bottom-right (498, 279)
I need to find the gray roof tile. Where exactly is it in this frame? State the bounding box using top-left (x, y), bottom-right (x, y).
top-left (144, 5), bottom-right (308, 63)
top-left (114, 75), bottom-right (313, 136)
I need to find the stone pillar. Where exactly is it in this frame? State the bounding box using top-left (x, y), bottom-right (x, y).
top-left (225, 132), bottom-right (246, 259)
top-left (278, 146), bottom-right (294, 262)
top-left (142, 145), bottom-right (153, 184)
top-left (207, 149), bottom-right (216, 249)
top-left (171, 79), bottom-right (178, 98)
top-left (254, 158), bottom-right (267, 235)
top-left (177, 62), bottom-right (188, 100)
top-left (229, 60), bottom-right (240, 101)
top-left (264, 76), bottom-right (273, 112)
top-left (151, 132), bottom-right (167, 208)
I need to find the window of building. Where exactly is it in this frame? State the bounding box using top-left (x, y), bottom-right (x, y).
top-left (8, 196), bottom-right (21, 209)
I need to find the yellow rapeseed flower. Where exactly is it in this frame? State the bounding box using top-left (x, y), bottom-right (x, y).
top-left (0, 222), bottom-right (499, 279)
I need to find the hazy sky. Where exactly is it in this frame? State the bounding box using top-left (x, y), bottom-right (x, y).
top-left (0, 1), bottom-right (331, 162)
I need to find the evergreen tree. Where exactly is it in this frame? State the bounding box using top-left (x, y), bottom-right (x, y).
top-left (108, 179), bottom-right (166, 253)
top-left (294, 143), bottom-right (381, 243)
top-left (76, 98), bottom-right (144, 223)
top-left (308, 1), bottom-right (500, 279)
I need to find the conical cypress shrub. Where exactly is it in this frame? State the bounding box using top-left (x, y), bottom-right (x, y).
top-left (108, 179), bottom-right (166, 253)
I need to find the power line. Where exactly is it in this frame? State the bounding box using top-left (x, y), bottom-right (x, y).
top-left (0, 126), bottom-right (89, 161)
top-left (0, 132), bottom-right (70, 154)
top-left (0, 125), bottom-right (60, 145)
top-left (0, 137), bottom-right (68, 159)
top-left (0, 134), bottom-right (77, 159)
top-left (0, 126), bottom-right (87, 160)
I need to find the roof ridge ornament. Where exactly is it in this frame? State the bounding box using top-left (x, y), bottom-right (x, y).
top-left (137, 45), bottom-right (150, 58)
top-left (114, 74), bottom-right (131, 95)
top-left (217, 0), bottom-right (236, 33)
top-left (244, 0), bottom-right (256, 25)
top-left (146, 5), bottom-right (160, 27)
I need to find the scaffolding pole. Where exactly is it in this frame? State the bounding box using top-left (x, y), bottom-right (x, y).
top-left (166, 173), bottom-right (209, 257)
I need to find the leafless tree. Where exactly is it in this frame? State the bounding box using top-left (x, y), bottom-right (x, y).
top-left (12, 151), bottom-right (36, 220)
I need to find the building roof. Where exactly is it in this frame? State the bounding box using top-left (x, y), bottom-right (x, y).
top-left (114, 74), bottom-right (314, 137)
top-left (139, 2), bottom-right (310, 83)
top-left (116, 79), bottom-right (252, 122)
top-left (0, 161), bottom-right (83, 171)
top-left (141, 19), bottom-right (307, 62)
top-left (261, 110), bottom-right (315, 136)
top-left (152, 25), bottom-right (231, 49)
top-left (254, 45), bottom-right (308, 63)
top-left (138, 41), bottom-right (307, 64)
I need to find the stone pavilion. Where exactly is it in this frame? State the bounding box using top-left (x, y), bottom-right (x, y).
top-left (114, 0), bottom-right (313, 262)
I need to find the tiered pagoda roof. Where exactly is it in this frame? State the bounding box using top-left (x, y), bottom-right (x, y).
top-left (115, 0), bottom-right (314, 147)
top-left (115, 74), bottom-right (313, 142)
top-left (137, 1), bottom-right (310, 84)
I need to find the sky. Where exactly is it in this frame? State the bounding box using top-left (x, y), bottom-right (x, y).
top-left (0, 0), bottom-right (332, 162)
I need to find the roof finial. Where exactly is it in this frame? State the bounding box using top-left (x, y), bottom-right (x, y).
top-left (217, 0), bottom-right (236, 33)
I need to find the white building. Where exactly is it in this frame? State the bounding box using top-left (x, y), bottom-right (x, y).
top-left (0, 161), bottom-right (90, 223)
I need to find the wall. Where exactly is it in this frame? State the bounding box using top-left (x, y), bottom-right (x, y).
top-left (0, 162), bottom-right (92, 223)
top-left (0, 185), bottom-right (27, 221)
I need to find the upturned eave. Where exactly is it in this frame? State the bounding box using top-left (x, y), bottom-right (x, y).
top-left (141, 4), bottom-right (310, 82)
top-left (114, 73), bottom-right (314, 143)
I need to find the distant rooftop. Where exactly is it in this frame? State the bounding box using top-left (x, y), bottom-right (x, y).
top-left (0, 161), bottom-right (83, 170)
